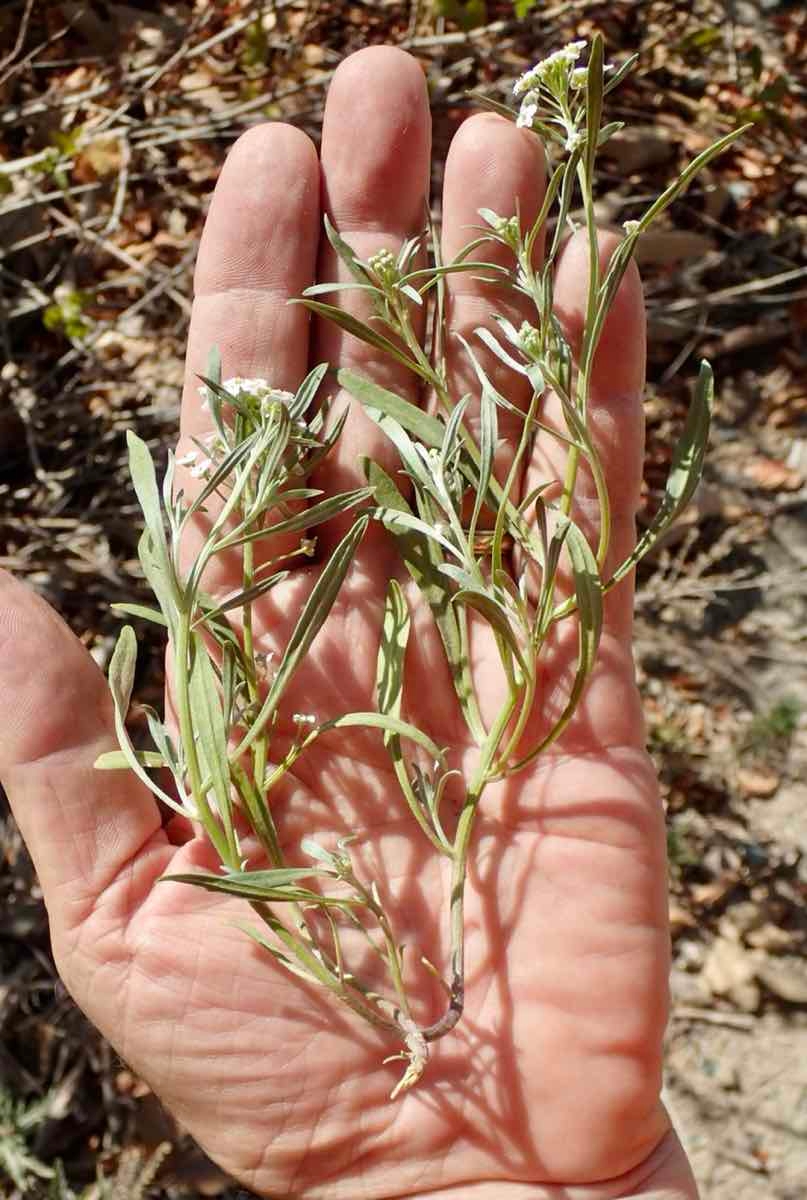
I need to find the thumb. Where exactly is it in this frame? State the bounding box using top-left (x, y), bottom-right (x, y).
top-left (0, 570), bottom-right (166, 956)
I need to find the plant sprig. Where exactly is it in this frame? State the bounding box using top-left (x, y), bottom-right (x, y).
top-left (99, 36), bottom-right (746, 1097)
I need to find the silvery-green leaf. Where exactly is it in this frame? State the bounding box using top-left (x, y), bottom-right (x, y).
top-left (182, 433), bottom-right (256, 523)
top-left (526, 164), bottom-right (566, 260)
top-left (202, 344), bottom-right (226, 439)
top-left (127, 432), bottom-right (176, 600)
top-left (110, 602), bottom-right (168, 627)
top-left (548, 155), bottom-right (580, 264)
top-left (453, 588), bottom-right (526, 669)
top-left (323, 213), bottom-right (372, 285)
top-left (374, 507), bottom-right (460, 560)
top-left (593, 126), bottom-right (751, 363)
top-left (403, 261), bottom-right (508, 291)
top-left (377, 579), bottom-right (409, 730)
top-left (94, 749), bottom-right (165, 770)
top-left (238, 515), bottom-right (369, 757)
top-left (188, 637), bottom-right (235, 853)
top-left (604, 53), bottom-right (638, 95)
top-left (471, 384), bottom-right (497, 540)
top-left (465, 92), bottom-right (517, 121)
top-left (321, 712), bottom-right (444, 765)
top-left (473, 326), bottom-right (528, 376)
top-left (224, 488), bottom-right (372, 550)
top-left (105, 626), bottom-right (182, 810)
top-left (363, 460), bottom-right (483, 744)
top-left (507, 520), bottom-right (602, 774)
top-left (302, 281), bottom-right (378, 298)
top-left (608, 360), bottom-right (713, 589)
top-left (290, 362), bottom-right (329, 421)
top-left (372, 581), bottom-right (447, 851)
top-left (301, 837), bottom-right (338, 867)
top-left (564, 518), bottom-right (603, 664)
top-left (338, 369), bottom-right (444, 448)
top-left (597, 121), bottom-right (624, 146)
top-left (144, 709), bottom-right (188, 804)
top-left (161, 869), bottom-right (360, 909)
top-left (441, 395), bottom-right (470, 466)
top-left (294, 300), bottom-right (422, 376)
top-left (437, 561), bottom-right (481, 592)
top-left (455, 334), bottom-right (520, 416)
top-left (193, 570), bottom-right (290, 627)
top-left (585, 34), bottom-right (604, 178)
top-left (399, 283), bottom-right (423, 306)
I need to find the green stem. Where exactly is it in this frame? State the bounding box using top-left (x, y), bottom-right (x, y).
top-left (422, 690), bottom-right (518, 1041)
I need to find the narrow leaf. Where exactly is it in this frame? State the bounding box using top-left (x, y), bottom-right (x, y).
top-left (94, 749), bottom-right (165, 770)
top-left (110, 602), bottom-right (168, 627)
top-left (607, 361), bottom-right (713, 588)
top-left (188, 639), bottom-right (235, 850)
top-left (470, 381), bottom-right (497, 539)
top-left (289, 362), bottom-right (329, 421)
top-left (294, 300), bottom-right (422, 376)
top-left (237, 515), bottom-right (369, 757)
top-left (363, 460), bottom-right (483, 744)
top-left (376, 579), bottom-right (410, 731)
top-left (323, 213), bottom-right (371, 285)
top-left (585, 34), bottom-right (604, 178)
top-left (338, 368), bottom-right (444, 448)
top-left (105, 627), bottom-right (181, 810)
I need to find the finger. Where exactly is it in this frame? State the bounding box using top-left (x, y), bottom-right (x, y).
top-left (523, 227), bottom-right (646, 645)
top-left (311, 46), bottom-right (431, 553)
top-left (178, 124), bottom-right (321, 587)
top-left (441, 114), bottom-right (546, 521)
top-left (0, 572), bottom-right (169, 959)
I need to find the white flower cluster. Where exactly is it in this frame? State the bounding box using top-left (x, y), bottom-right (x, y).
top-left (518, 321), bottom-right (542, 360)
top-left (198, 376), bottom-right (295, 417)
top-left (513, 41), bottom-right (586, 98)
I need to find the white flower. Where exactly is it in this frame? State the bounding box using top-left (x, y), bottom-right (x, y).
top-left (516, 94), bottom-right (540, 129)
top-left (220, 377), bottom-right (294, 414)
top-left (513, 41), bottom-right (587, 97)
top-left (293, 712), bottom-right (317, 726)
top-left (176, 450), bottom-right (197, 468)
top-left (564, 128), bottom-right (586, 153)
top-left (189, 456), bottom-right (213, 478)
top-left (623, 219), bottom-right (641, 235)
top-left (570, 67), bottom-right (588, 89)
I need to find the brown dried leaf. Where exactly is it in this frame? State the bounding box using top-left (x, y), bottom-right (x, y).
top-left (742, 457), bottom-right (803, 493)
top-left (737, 767), bottom-right (781, 798)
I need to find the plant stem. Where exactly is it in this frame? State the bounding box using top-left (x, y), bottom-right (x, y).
top-left (421, 690), bottom-right (517, 1041)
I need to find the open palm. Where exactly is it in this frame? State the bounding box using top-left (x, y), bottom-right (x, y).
top-left (1, 48), bottom-right (697, 1200)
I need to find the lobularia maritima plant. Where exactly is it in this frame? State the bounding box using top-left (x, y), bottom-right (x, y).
top-left (97, 38), bottom-right (748, 1097)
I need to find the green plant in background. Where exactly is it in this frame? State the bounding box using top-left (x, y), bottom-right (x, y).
top-left (43, 286), bottom-right (93, 341)
top-left (742, 695), bottom-right (801, 762)
top-left (99, 38), bottom-right (747, 1096)
top-left (433, 0), bottom-right (538, 29)
top-left (0, 1086), bottom-right (57, 1190)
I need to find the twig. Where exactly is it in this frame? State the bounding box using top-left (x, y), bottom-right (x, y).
top-left (0, 0), bottom-right (35, 79)
top-left (673, 1005), bottom-right (755, 1031)
top-left (47, 207), bottom-right (192, 316)
top-left (664, 266), bottom-right (807, 313)
top-left (103, 137), bottom-right (131, 236)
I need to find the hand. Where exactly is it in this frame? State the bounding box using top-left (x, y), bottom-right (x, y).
top-left (0, 47), bottom-right (698, 1200)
